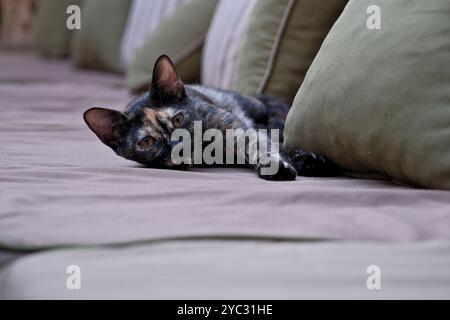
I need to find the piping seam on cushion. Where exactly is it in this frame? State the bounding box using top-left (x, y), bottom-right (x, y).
top-left (257, 0), bottom-right (297, 95)
top-left (173, 32), bottom-right (207, 66)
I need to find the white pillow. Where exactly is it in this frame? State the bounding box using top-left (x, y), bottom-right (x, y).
top-left (202, 0), bottom-right (257, 90)
top-left (120, 0), bottom-right (188, 68)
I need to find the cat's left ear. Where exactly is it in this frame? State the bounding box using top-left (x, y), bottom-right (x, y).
top-left (150, 55), bottom-right (186, 103)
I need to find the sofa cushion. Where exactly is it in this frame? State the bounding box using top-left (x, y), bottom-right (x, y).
top-left (127, 0), bottom-right (218, 92)
top-left (72, 0), bottom-right (131, 73)
top-left (201, 0), bottom-right (257, 90)
top-left (120, 0), bottom-right (188, 68)
top-left (34, 0), bottom-right (81, 58)
top-left (234, 0), bottom-right (347, 104)
top-left (284, 0), bottom-right (450, 190)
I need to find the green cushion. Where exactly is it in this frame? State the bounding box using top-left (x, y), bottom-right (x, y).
top-left (34, 0), bottom-right (81, 58)
top-left (284, 0), bottom-right (450, 190)
top-left (127, 0), bottom-right (218, 92)
top-left (234, 0), bottom-right (347, 104)
top-left (72, 0), bottom-right (131, 73)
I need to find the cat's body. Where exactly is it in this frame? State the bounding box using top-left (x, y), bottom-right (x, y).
top-left (84, 55), bottom-right (338, 181)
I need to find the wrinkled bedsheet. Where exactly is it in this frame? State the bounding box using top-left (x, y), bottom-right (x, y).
top-left (1, 53), bottom-right (450, 251)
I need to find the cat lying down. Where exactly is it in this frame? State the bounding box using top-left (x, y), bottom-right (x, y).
top-left (84, 55), bottom-right (338, 181)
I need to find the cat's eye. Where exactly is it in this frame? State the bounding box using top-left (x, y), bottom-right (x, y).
top-left (137, 136), bottom-right (155, 149)
top-left (172, 112), bottom-right (185, 128)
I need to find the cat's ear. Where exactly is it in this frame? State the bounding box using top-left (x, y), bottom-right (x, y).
top-left (83, 108), bottom-right (128, 150)
top-left (150, 55), bottom-right (185, 103)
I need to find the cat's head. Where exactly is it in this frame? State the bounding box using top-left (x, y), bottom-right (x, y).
top-left (83, 55), bottom-right (196, 168)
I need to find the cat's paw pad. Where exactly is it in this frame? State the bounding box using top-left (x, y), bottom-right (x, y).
top-left (257, 159), bottom-right (297, 181)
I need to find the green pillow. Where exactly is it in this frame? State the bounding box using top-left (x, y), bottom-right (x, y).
top-left (234, 0), bottom-right (348, 104)
top-left (72, 0), bottom-right (131, 73)
top-left (284, 0), bottom-right (450, 190)
top-left (34, 0), bottom-right (81, 58)
top-left (127, 0), bottom-right (218, 92)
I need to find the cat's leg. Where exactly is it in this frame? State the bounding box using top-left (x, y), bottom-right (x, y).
top-left (229, 128), bottom-right (297, 181)
top-left (233, 95), bottom-right (269, 125)
top-left (254, 95), bottom-right (290, 142)
top-left (255, 153), bottom-right (298, 181)
top-left (253, 96), bottom-right (339, 177)
top-left (283, 149), bottom-right (340, 177)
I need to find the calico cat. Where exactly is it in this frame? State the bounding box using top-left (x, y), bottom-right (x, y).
top-left (84, 55), bottom-right (338, 181)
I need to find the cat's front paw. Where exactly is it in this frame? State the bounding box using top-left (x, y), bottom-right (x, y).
top-left (290, 152), bottom-right (339, 177)
top-left (256, 159), bottom-right (297, 181)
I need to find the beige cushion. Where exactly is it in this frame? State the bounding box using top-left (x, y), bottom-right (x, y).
top-left (234, 0), bottom-right (348, 104)
top-left (71, 0), bottom-right (131, 73)
top-left (120, 0), bottom-right (188, 67)
top-left (127, 0), bottom-right (218, 92)
top-left (34, 0), bottom-right (79, 58)
top-left (284, 0), bottom-right (450, 190)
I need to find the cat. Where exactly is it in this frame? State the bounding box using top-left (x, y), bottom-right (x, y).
top-left (83, 55), bottom-right (338, 181)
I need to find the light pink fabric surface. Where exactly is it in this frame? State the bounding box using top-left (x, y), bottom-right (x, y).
top-left (1, 53), bottom-right (450, 250)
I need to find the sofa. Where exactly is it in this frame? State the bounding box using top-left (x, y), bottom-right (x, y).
top-left (0, 0), bottom-right (449, 299)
